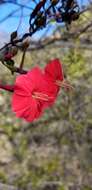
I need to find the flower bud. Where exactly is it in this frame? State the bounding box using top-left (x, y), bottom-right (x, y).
top-left (22, 40), bottom-right (30, 50)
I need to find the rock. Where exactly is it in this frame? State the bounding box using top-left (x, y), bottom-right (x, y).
top-left (0, 95), bottom-right (5, 106)
top-left (0, 134), bottom-right (13, 164)
top-left (0, 183), bottom-right (18, 190)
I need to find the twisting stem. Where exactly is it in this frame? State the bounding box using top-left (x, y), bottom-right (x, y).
top-left (0, 60), bottom-right (27, 74)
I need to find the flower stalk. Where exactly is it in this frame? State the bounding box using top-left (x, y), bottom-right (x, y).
top-left (0, 84), bottom-right (14, 92)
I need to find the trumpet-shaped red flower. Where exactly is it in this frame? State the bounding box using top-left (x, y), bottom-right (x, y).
top-left (12, 67), bottom-right (56, 122)
top-left (44, 59), bottom-right (73, 93)
top-left (28, 68), bottom-right (58, 109)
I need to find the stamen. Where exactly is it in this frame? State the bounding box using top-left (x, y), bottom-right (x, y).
top-left (32, 94), bottom-right (49, 101)
top-left (56, 80), bottom-right (74, 90)
top-left (34, 92), bottom-right (48, 98)
top-left (32, 92), bottom-right (54, 101)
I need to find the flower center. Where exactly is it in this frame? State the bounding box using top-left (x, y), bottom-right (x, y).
top-left (32, 92), bottom-right (53, 101)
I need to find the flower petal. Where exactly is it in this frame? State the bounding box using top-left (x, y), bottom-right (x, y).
top-left (45, 59), bottom-right (64, 81)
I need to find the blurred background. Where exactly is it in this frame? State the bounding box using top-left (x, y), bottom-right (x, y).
top-left (0, 0), bottom-right (92, 190)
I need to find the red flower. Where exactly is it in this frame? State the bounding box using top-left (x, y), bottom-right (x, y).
top-left (27, 68), bottom-right (57, 108)
top-left (12, 67), bottom-right (56, 122)
top-left (44, 59), bottom-right (73, 92)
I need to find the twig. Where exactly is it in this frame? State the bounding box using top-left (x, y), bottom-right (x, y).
top-left (19, 50), bottom-right (26, 72)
